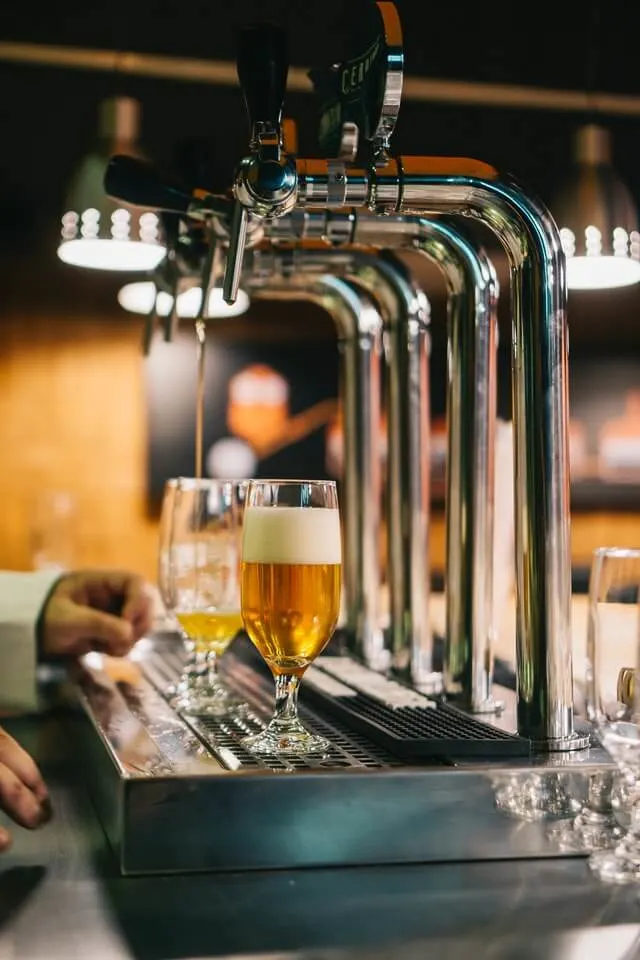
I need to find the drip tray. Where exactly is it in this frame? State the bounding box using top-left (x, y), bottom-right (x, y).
top-left (70, 635), bottom-right (610, 875)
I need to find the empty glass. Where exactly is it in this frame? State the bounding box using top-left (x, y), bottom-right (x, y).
top-left (165, 478), bottom-right (247, 715)
top-left (240, 479), bottom-right (342, 756)
top-left (585, 546), bottom-right (640, 883)
top-left (157, 478), bottom-right (194, 697)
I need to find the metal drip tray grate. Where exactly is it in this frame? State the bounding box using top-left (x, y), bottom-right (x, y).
top-left (304, 688), bottom-right (530, 760)
top-left (140, 647), bottom-right (404, 773)
top-left (140, 638), bottom-right (528, 764)
top-left (301, 656), bottom-right (531, 760)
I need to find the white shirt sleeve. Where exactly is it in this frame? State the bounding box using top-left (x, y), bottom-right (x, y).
top-left (0, 570), bottom-right (62, 713)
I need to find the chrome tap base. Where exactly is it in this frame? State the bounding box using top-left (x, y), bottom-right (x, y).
top-left (531, 732), bottom-right (593, 753)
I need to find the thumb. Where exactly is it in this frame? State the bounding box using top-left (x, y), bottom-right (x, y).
top-left (71, 606), bottom-right (135, 657)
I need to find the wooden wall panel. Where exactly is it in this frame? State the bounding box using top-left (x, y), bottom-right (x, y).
top-left (0, 312), bottom-right (158, 579)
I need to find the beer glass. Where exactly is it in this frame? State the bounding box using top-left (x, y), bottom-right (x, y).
top-left (166, 478), bottom-right (247, 715)
top-left (585, 547), bottom-right (640, 883)
top-left (157, 478), bottom-right (193, 697)
top-left (240, 479), bottom-right (342, 756)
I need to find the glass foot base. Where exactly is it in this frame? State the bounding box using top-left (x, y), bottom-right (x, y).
top-left (243, 721), bottom-right (329, 757)
top-left (173, 684), bottom-right (247, 717)
top-left (549, 813), bottom-right (625, 852)
top-left (589, 846), bottom-right (640, 884)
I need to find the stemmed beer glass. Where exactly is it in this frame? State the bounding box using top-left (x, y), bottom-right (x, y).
top-left (240, 479), bottom-right (342, 756)
top-left (158, 478), bottom-right (195, 696)
top-left (585, 546), bottom-right (640, 883)
top-left (164, 478), bottom-right (247, 715)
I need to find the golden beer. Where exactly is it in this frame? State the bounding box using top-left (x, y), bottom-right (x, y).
top-left (175, 610), bottom-right (243, 657)
top-left (241, 562), bottom-right (340, 674)
top-left (241, 504), bottom-right (342, 676)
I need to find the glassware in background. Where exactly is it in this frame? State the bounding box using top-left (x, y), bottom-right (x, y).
top-left (585, 546), bottom-right (640, 883)
top-left (240, 479), bottom-right (342, 756)
top-left (165, 478), bottom-right (247, 715)
top-left (30, 490), bottom-right (77, 572)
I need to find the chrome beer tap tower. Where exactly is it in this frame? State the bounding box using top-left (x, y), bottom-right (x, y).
top-left (104, 0), bottom-right (588, 750)
top-left (70, 0), bottom-right (632, 877)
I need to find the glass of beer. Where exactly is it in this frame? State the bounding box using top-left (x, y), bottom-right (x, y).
top-left (240, 479), bottom-right (342, 756)
top-left (166, 477), bottom-right (248, 715)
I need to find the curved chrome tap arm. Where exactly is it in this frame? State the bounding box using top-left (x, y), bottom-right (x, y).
top-left (346, 256), bottom-right (434, 688)
top-left (367, 164), bottom-right (574, 748)
top-left (421, 220), bottom-right (499, 714)
top-left (358, 217), bottom-right (499, 711)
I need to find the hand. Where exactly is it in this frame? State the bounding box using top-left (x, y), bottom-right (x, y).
top-left (41, 570), bottom-right (153, 660)
top-left (0, 727), bottom-right (51, 852)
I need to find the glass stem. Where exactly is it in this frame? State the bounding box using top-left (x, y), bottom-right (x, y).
top-left (190, 651), bottom-right (207, 690)
top-left (272, 674), bottom-right (301, 727)
top-left (177, 638), bottom-right (196, 692)
top-left (206, 650), bottom-right (219, 689)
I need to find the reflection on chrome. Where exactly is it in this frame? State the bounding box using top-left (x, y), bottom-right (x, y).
top-left (548, 771), bottom-right (625, 852)
top-left (494, 772), bottom-right (582, 822)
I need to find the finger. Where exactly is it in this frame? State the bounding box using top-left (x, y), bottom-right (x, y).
top-left (0, 730), bottom-right (49, 804)
top-left (130, 603), bottom-right (153, 641)
top-left (95, 571), bottom-right (147, 604)
top-left (0, 827), bottom-right (12, 852)
top-left (120, 578), bottom-right (151, 621)
top-left (60, 571), bottom-right (146, 612)
top-left (73, 608), bottom-right (135, 657)
top-left (0, 762), bottom-right (47, 829)
top-left (122, 592), bottom-right (151, 629)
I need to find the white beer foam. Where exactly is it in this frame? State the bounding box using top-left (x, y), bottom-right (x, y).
top-left (242, 506), bottom-right (342, 565)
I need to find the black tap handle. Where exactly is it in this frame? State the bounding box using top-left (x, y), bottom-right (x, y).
top-left (104, 155), bottom-right (192, 215)
top-left (237, 24), bottom-right (288, 131)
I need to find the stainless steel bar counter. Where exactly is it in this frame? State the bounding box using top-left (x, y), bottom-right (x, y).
top-left (1, 710), bottom-right (639, 960)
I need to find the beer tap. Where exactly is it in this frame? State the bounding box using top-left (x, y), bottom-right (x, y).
top-left (104, 154), bottom-right (233, 223)
top-left (222, 24), bottom-right (297, 306)
top-left (106, 145), bottom-right (242, 349)
top-left (222, 1), bottom-right (586, 750)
